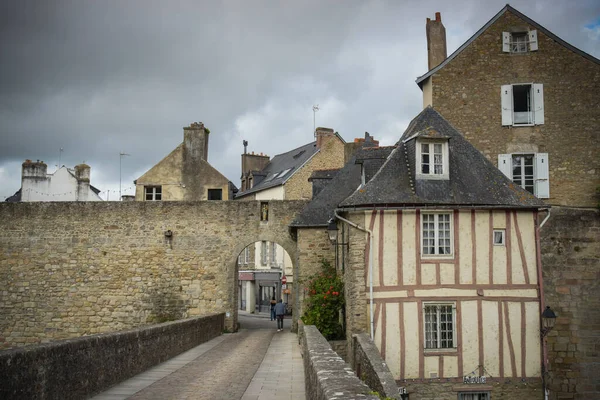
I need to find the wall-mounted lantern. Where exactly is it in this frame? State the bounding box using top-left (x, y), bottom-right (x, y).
top-left (164, 230), bottom-right (173, 238)
top-left (541, 306), bottom-right (557, 337)
top-left (327, 218), bottom-right (338, 244)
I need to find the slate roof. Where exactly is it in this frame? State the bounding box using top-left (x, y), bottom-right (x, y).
top-left (235, 141), bottom-right (318, 198)
top-left (416, 5), bottom-right (600, 88)
top-left (340, 107), bottom-right (546, 209)
top-left (291, 143), bottom-right (392, 227)
top-left (309, 169), bottom-right (340, 181)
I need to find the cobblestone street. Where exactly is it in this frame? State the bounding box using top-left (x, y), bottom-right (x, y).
top-left (92, 312), bottom-right (304, 400)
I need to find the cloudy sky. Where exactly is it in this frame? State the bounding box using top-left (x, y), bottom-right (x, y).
top-left (1, 0), bottom-right (598, 201)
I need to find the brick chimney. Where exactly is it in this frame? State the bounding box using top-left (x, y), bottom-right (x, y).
top-left (315, 127), bottom-right (335, 149)
top-left (240, 144), bottom-right (270, 191)
top-left (426, 12), bottom-right (447, 70)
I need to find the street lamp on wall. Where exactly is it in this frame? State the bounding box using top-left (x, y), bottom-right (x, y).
top-left (327, 218), bottom-right (339, 244)
top-left (541, 306), bottom-right (557, 337)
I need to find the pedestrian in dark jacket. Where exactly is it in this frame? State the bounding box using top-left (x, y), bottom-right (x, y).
top-left (270, 297), bottom-right (277, 320)
top-left (274, 299), bottom-right (286, 331)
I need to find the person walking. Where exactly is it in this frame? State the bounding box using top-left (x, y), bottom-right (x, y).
top-left (270, 297), bottom-right (277, 321)
top-left (274, 299), bottom-right (286, 331)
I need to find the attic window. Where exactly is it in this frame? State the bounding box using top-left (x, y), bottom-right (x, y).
top-left (415, 140), bottom-right (449, 180)
top-left (503, 30), bottom-right (538, 53)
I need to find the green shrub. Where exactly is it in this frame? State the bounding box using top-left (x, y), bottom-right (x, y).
top-left (301, 260), bottom-right (345, 340)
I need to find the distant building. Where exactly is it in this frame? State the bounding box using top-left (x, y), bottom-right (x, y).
top-left (6, 160), bottom-right (102, 202)
top-left (134, 122), bottom-right (237, 201)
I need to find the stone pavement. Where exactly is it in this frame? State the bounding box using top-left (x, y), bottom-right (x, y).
top-left (240, 330), bottom-right (305, 400)
top-left (91, 314), bottom-right (304, 400)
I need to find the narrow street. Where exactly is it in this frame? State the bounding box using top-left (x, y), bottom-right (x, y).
top-left (92, 312), bottom-right (303, 400)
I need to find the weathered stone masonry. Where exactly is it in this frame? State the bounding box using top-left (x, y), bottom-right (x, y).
top-left (0, 200), bottom-right (307, 349)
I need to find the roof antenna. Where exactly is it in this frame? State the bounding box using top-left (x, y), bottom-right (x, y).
top-left (312, 105), bottom-right (319, 139)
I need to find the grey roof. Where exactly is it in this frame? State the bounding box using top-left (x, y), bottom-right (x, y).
top-left (340, 107), bottom-right (546, 209)
top-left (235, 141), bottom-right (318, 198)
top-left (291, 144), bottom-right (392, 227)
top-left (5, 189), bottom-right (21, 202)
top-left (309, 169), bottom-right (340, 181)
top-left (416, 5), bottom-right (600, 88)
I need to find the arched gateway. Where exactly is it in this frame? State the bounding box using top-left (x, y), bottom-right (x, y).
top-left (0, 200), bottom-right (308, 347)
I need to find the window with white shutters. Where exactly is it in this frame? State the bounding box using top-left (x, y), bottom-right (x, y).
top-left (502, 30), bottom-right (538, 53)
top-left (497, 153), bottom-right (550, 198)
top-left (501, 83), bottom-right (544, 126)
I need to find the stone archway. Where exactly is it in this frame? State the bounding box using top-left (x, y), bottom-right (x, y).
top-left (0, 200), bottom-right (309, 347)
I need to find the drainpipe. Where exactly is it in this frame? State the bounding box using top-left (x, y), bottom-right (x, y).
top-left (536, 208), bottom-right (551, 400)
top-left (334, 209), bottom-right (375, 340)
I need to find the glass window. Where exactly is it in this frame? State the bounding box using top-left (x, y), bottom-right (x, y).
top-left (144, 186), bottom-right (162, 201)
top-left (511, 32), bottom-right (528, 53)
top-left (512, 154), bottom-right (535, 194)
top-left (207, 189), bottom-right (222, 200)
top-left (424, 304), bottom-right (455, 349)
top-left (422, 213), bottom-right (452, 256)
top-left (493, 229), bottom-right (505, 246)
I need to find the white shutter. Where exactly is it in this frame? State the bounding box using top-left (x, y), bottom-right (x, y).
top-left (533, 83), bottom-right (544, 125)
top-left (501, 85), bottom-right (513, 126)
top-left (529, 30), bottom-right (538, 51)
top-left (535, 153), bottom-right (550, 198)
top-left (498, 154), bottom-right (512, 179)
top-left (502, 32), bottom-right (511, 53)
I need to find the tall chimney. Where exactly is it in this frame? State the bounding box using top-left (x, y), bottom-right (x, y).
top-left (74, 163), bottom-right (91, 200)
top-left (426, 12), bottom-right (447, 70)
top-left (182, 122), bottom-right (209, 200)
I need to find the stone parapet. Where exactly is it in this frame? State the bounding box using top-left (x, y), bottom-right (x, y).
top-left (301, 325), bottom-right (379, 400)
top-left (0, 313), bottom-right (224, 400)
top-left (353, 333), bottom-right (403, 400)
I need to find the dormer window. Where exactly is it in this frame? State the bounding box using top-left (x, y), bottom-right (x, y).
top-left (416, 140), bottom-right (449, 180)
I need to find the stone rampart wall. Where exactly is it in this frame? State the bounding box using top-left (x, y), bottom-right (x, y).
top-left (0, 313), bottom-right (224, 400)
top-left (353, 333), bottom-right (402, 400)
top-left (540, 207), bottom-right (600, 399)
top-left (0, 201), bottom-right (306, 349)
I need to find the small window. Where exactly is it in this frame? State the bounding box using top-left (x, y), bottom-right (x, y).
top-left (458, 393), bottom-right (490, 400)
top-left (207, 189), bottom-right (222, 200)
top-left (261, 241), bottom-right (267, 265)
top-left (270, 242), bottom-right (277, 264)
top-left (424, 303), bottom-right (455, 349)
top-left (416, 140), bottom-right (449, 180)
top-left (144, 186), bottom-right (162, 201)
top-left (238, 247), bottom-right (250, 265)
top-left (493, 229), bottom-right (505, 246)
top-left (277, 168), bottom-right (292, 178)
top-left (422, 213), bottom-right (453, 256)
top-left (503, 30), bottom-right (538, 53)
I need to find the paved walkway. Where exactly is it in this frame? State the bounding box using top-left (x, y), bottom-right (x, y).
top-left (91, 315), bottom-right (304, 400)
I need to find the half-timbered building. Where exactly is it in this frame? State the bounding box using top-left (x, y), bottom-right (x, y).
top-left (335, 107), bottom-right (547, 399)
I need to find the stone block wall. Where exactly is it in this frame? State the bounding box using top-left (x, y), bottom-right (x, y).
top-left (429, 10), bottom-right (600, 207)
top-left (294, 227), bottom-right (335, 330)
top-left (284, 135), bottom-right (345, 200)
top-left (0, 201), bottom-right (306, 349)
top-left (0, 313), bottom-right (224, 400)
top-left (540, 207), bottom-right (600, 399)
top-left (301, 325), bottom-right (379, 400)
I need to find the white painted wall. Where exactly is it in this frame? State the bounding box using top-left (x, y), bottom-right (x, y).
top-left (21, 167), bottom-right (102, 202)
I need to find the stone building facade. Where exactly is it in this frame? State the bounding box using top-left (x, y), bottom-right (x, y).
top-left (134, 122), bottom-right (235, 201)
top-left (417, 5), bottom-right (600, 208)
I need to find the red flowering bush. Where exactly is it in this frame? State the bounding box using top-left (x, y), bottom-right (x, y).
top-left (301, 260), bottom-right (345, 340)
